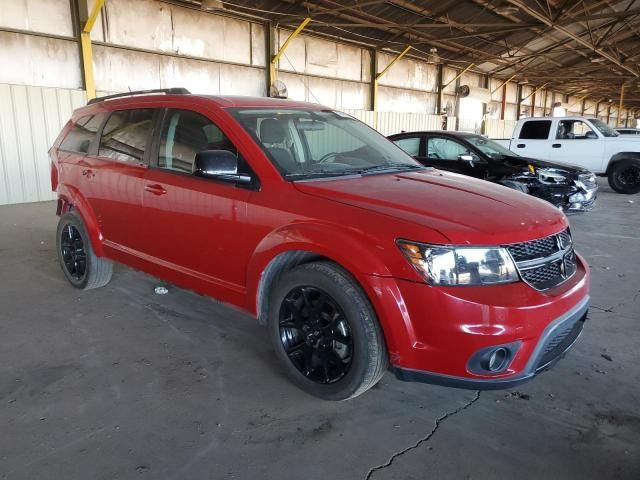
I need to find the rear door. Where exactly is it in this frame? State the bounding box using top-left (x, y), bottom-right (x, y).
top-left (89, 108), bottom-right (156, 248)
top-left (510, 119), bottom-right (553, 160)
top-left (140, 108), bottom-right (253, 293)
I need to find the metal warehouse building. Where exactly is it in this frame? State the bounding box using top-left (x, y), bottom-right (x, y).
top-left (1, 0), bottom-right (637, 204)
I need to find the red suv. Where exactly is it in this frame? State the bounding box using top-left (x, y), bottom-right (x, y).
top-left (50, 89), bottom-right (590, 400)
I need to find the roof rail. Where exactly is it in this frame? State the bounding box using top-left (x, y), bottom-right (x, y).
top-left (87, 88), bottom-right (191, 105)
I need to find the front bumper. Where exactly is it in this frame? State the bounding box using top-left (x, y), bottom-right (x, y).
top-left (365, 253), bottom-right (590, 390)
top-left (393, 295), bottom-right (588, 389)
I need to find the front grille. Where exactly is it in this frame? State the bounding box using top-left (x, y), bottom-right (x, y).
top-left (507, 235), bottom-right (558, 262)
top-left (536, 314), bottom-right (586, 371)
top-left (521, 260), bottom-right (563, 290)
top-left (505, 228), bottom-right (576, 290)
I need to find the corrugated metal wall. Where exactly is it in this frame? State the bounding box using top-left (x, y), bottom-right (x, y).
top-left (0, 83), bottom-right (86, 205)
top-left (343, 110), bottom-right (447, 136)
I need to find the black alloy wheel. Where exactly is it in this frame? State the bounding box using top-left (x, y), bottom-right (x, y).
top-left (56, 212), bottom-right (113, 290)
top-left (60, 224), bottom-right (87, 281)
top-left (608, 159), bottom-right (640, 194)
top-left (617, 164), bottom-right (640, 187)
top-left (268, 261), bottom-right (387, 400)
top-left (279, 286), bottom-right (353, 384)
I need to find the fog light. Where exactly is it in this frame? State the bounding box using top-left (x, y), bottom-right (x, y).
top-left (487, 348), bottom-right (509, 372)
top-left (467, 341), bottom-right (520, 375)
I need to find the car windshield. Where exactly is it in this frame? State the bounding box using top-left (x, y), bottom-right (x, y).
top-left (229, 108), bottom-right (423, 180)
top-left (464, 134), bottom-right (516, 158)
top-left (589, 119), bottom-right (619, 137)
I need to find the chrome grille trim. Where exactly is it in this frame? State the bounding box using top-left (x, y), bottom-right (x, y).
top-left (505, 228), bottom-right (576, 291)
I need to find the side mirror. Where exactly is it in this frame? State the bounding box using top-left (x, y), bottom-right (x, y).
top-left (193, 150), bottom-right (253, 185)
top-left (459, 154), bottom-right (474, 162)
top-left (585, 131), bottom-right (597, 139)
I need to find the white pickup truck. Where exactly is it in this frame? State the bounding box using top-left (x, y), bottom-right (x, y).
top-left (493, 117), bottom-right (640, 194)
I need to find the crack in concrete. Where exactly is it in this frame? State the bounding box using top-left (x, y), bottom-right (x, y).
top-left (365, 391), bottom-right (481, 480)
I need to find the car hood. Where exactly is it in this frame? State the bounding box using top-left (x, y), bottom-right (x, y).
top-left (502, 155), bottom-right (590, 175)
top-left (293, 169), bottom-right (567, 245)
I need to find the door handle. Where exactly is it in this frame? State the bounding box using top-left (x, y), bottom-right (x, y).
top-left (516, 144), bottom-right (525, 148)
top-left (81, 169), bottom-right (94, 178)
top-left (552, 144), bottom-right (561, 148)
top-left (145, 184), bottom-right (167, 195)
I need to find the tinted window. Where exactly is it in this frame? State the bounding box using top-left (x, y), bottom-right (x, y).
top-left (519, 120), bottom-right (552, 140)
top-left (393, 136), bottom-right (421, 156)
top-left (98, 109), bottom-right (154, 163)
top-left (158, 110), bottom-right (237, 174)
top-left (59, 114), bottom-right (106, 153)
top-left (427, 137), bottom-right (468, 160)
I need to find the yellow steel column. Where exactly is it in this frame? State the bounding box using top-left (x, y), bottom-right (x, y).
top-left (80, 0), bottom-right (105, 100)
top-left (270, 17), bottom-right (311, 86)
top-left (373, 46), bottom-right (412, 126)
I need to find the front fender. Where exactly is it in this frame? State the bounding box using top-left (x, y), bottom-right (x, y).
top-left (57, 184), bottom-right (105, 257)
top-left (244, 222), bottom-right (408, 357)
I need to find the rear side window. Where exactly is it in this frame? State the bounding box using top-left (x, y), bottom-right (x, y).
top-left (98, 109), bottom-right (154, 163)
top-left (393, 136), bottom-right (421, 156)
top-left (518, 120), bottom-right (552, 140)
top-left (59, 114), bottom-right (106, 154)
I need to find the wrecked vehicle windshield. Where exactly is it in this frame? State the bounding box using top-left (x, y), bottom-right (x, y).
top-left (465, 134), bottom-right (516, 158)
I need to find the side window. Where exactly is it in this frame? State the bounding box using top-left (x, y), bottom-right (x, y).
top-left (98, 109), bottom-right (154, 163)
top-left (158, 109), bottom-right (238, 174)
top-left (427, 137), bottom-right (468, 160)
top-left (519, 120), bottom-right (552, 140)
top-left (59, 114), bottom-right (106, 154)
top-left (556, 120), bottom-right (596, 140)
top-left (393, 136), bottom-right (421, 156)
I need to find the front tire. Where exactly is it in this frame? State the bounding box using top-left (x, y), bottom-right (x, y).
top-left (268, 261), bottom-right (388, 400)
top-left (608, 160), bottom-right (640, 194)
top-left (56, 212), bottom-right (113, 290)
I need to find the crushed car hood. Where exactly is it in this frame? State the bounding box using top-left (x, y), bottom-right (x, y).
top-left (293, 169), bottom-right (567, 245)
top-left (500, 155), bottom-right (590, 177)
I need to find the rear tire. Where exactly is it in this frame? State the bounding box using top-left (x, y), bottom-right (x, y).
top-left (56, 212), bottom-right (113, 290)
top-left (608, 160), bottom-right (640, 194)
top-left (267, 261), bottom-right (388, 400)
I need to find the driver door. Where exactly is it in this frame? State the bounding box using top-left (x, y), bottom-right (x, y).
top-left (424, 136), bottom-right (483, 178)
top-left (140, 108), bottom-right (253, 294)
top-left (549, 120), bottom-right (605, 172)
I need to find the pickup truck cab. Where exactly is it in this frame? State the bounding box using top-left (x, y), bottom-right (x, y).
top-left (493, 117), bottom-right (640, 194)
top-left (50, 90), bottom-right (590, 400)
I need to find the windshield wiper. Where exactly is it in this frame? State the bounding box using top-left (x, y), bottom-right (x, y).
top-left (284, 169), bottom-right (364, 179)
top-left (358, 163), bottom-right (424, 174)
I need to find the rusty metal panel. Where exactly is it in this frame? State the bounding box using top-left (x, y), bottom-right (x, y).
top-left (0, 0), bottom-right (73, 36)
top-left (443, 67), bottom-right (458, 94)
top-left (276, 72), bottom-right (368, 110)
top-left (251, 23), bottom-right (266, 67)
top-left (377, 53), bottom-right (436, 91)
top-left (377, 86), bottom-right (436, 113)
top-left (0, 83), bottom-right (86, 205)
top-left (0, 32), bottom-right (81, 89)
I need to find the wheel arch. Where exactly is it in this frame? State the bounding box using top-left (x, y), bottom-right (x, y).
top-left (246, 222), bottom-right (394, 324)
top-left (56, 186), bottom-right (105, 256)
top-left (607, 152), bottom-right (640, 174)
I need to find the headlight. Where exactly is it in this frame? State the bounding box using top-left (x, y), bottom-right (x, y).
top-left (397, 241), bottom-right (519, 286)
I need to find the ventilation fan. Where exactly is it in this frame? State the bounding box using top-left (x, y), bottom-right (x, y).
top-left (269, 80), bottom-right (288, 99)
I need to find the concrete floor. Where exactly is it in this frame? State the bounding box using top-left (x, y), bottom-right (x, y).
top-left (1, 178), bottom-right (639, 480)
